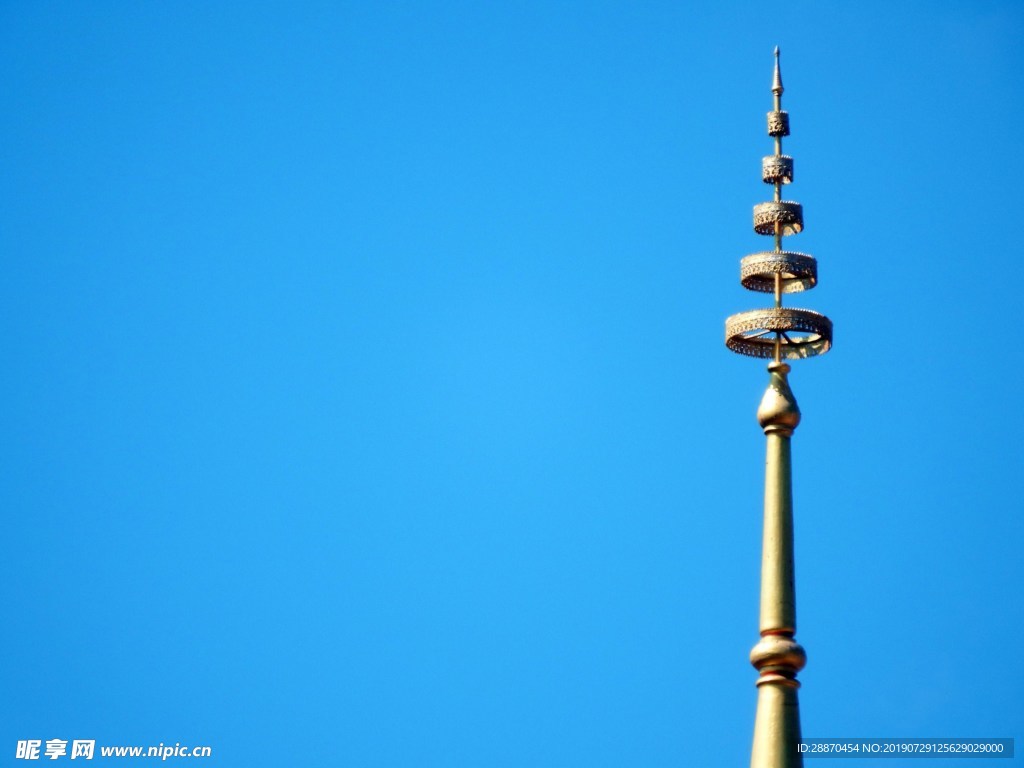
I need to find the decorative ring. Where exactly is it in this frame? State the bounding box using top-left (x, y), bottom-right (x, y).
top-left (740, 251), bottom-right (817, 293)
top-left (725, 307), bottom-right (832, 359)
top-left (762, 155), bottom-right (793, 185)
top-left (767, 110), bottom-right (790, 137)
top-left (753, 201), bottom-right (803, 236)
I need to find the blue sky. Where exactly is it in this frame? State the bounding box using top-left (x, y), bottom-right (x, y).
top-left (1, 2), bottom-right (1022, 766)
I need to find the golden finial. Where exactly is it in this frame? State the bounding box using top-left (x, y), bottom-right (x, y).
top-left (721, 49), bottom-right (835, 768)
top-left (725, 47), bottom-right (832, 361)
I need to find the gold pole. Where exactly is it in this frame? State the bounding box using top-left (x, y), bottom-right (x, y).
top-left (750, 361), bottom-right (805, 768)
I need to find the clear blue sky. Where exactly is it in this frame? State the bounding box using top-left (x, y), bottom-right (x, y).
top-left (2, 2), bottom-right (1022, 766)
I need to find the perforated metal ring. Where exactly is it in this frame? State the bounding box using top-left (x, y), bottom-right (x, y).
top-left (740, 251), bottom-right (817, 293)
top-left (767, 110), bottom-right (790, 137)
top-left (724, 307), bottom-right (832, 359)
top-left (762, 155), bottom-right (793, 185)
top-left (753, 201), bottom-right (803, 236)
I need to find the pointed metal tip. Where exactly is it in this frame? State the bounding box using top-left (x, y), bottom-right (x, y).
top-left (772, 47), bottom-right (784, 95)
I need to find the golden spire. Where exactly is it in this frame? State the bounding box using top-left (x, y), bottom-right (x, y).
top-left (724, 48), bottom-right (833, 768)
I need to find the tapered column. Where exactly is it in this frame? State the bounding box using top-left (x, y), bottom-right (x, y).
top-left (750, 361), bottom-right (805, 768)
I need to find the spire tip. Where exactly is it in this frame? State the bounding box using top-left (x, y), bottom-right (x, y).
top-left (772, 47), bottom-right (784, 96)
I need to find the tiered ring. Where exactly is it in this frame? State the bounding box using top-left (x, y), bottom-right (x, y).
top-left (753, 201), bottom-right (803, 235)
top-left (767, 110), bottom-right (789, 137)
top-left (740, 251), bottom-right (817, 293)
top-left (725, 308), bottom-right (832, 360)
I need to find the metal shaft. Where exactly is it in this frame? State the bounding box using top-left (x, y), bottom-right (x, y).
top-left (750, 361), bottom-right (806, 768)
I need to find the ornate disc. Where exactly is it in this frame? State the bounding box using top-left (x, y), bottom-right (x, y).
top-left (762, 155), bottom-right (793, 185)
top-left (753, 201), bottom-right (803, 236)
top-left (740, 251), bottom-right (817, 293)
top-left (725, 307), bottom-right (832, 359)
top-left (767, 110), bottom-right (790, 137)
